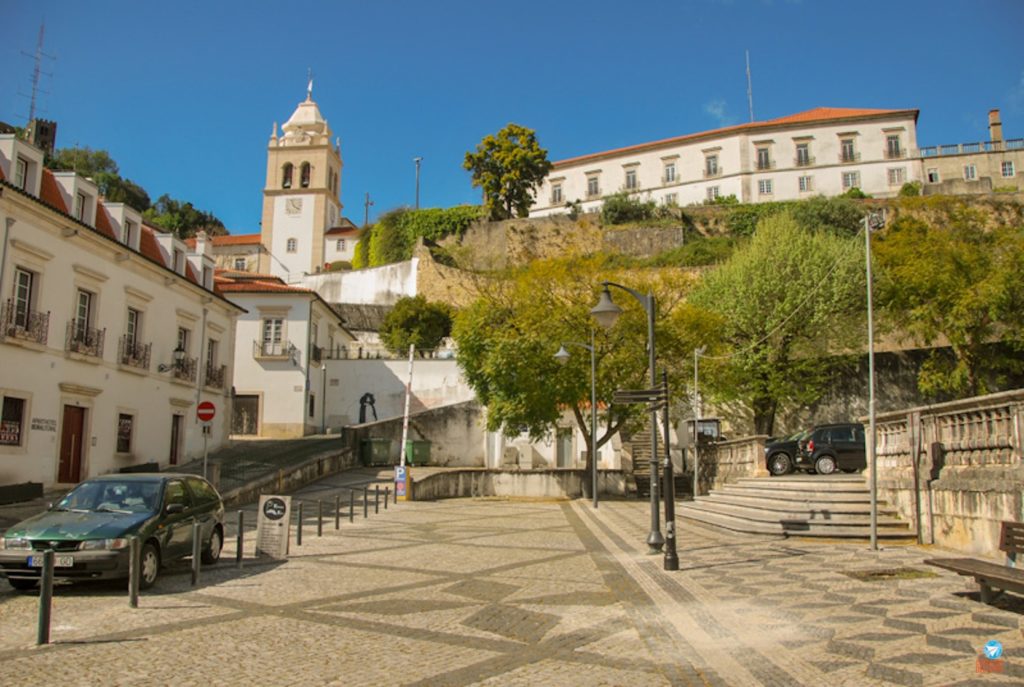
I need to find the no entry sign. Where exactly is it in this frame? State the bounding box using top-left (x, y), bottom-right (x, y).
top-left (197, 401), bottom-right (216, 422)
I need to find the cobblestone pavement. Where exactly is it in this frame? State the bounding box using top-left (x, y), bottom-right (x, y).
top-left (1, 483), bottom-right (1022, 686)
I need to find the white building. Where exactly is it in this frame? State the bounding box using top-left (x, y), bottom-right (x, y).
top-left (216, 271), bottom-right (355, 438)
top-left (0, 134), bottom-right (242, 487)
top-left (530, 107), bottom-right (921, 216)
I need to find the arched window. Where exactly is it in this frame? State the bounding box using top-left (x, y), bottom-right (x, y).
top-left (286, 238), bottom-right (298, 253)
top-left (300, 162), bottom-right (311, 188)
top-left (282, 163), bottom-right (293, 189)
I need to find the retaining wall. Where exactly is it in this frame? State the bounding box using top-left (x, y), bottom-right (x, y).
top-left (410, 468), bottom-right (626, 501)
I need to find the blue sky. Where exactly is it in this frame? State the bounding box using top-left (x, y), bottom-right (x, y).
top-left (2, 0), bottom-right (1023, 231)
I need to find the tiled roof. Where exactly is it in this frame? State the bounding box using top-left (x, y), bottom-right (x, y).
top-left (39, 169), bottom-right (69, 213)
top-left (0, 164), bottom-right (5, 181)
top-left (184, 233), bottom-right (262, 249)
top-left (93, 203), bottom-right (118, 241)
top-left (325, 226), bottom-right (360, 237)
top-left (553, 106), bottom-right (919, 167)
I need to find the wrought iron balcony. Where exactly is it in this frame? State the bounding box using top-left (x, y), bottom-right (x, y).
top-left (840, 151), bottom-right (861, 163)
top-left (172, 356), bottom-right (197, 383)
top-left (118, 335), bottom-right (151, 370)
top-left (253, 339), bottom-right (295, 360)
top-left (66, 321), bottom-right (105, 358)
top-left (205, 363), bottom-right (226, 389)
top-left (703, 168), bottom-right (721, 178)
top-left (794, 155), bottom-right (815, 167)
top-left (885, 148), bottom-right (907, 160)
top-left (755, 159), bottom-right (774, 171)
top-left (310, 344), bottom-right (323, 364)
top-left (1, 299), bottom-right (49, 345)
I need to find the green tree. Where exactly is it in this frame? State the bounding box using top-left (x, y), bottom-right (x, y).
top-left (688, 211), bottom-right (865, 435)
top-left (380, 296), bottom-right (453, 356)
top-left (352, 228), bottom-right (371, 269)
top-left (95, 172), bottom-right (151, 212)
top-left (873, 211), bottom-right (1024, 396)
top-left (463, 123), bottom-right (552, 220)
top-left (367, 208), bottom-right (414, 265)
top-left (48, 146), bottom-right (119, 177)
top-left (452, 255), bottom-right (699, 497)
top-left (144, 194), bottom-right (225, 239)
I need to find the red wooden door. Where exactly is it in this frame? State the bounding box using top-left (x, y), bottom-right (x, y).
top-left (58, 405), bottom-right (86, 483)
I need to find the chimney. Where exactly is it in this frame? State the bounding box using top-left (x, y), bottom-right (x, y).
top-left (989, 109), bottom-right (1003, 143)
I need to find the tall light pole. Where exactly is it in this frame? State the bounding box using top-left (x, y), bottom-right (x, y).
top-left (554, 328), bottom-right (598, 508)
top-left (363, 192), bottom-right (374, 227)
top-left (414, 157), bottom-right (423, 210)
top-left (592, 282), bottom-right (664, 553)
top-left (865, 209), bottom-right (885, 550)
top-left (692, 346), bottom-right (706, 498)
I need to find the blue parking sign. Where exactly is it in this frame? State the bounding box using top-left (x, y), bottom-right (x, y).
top-left (395, 466), bottom-right (406, 483)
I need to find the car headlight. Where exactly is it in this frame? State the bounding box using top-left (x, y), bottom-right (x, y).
top-left (0, 537), bottom-right (31, 550)
top-left (78, 538), bottom-right (130, 551)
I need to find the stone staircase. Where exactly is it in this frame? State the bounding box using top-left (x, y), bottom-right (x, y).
top-left (677, 474), bottom-right (914, 539)
top-left (628, 422), bottom-right (692, 499)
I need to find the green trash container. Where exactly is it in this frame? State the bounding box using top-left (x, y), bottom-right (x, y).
top-left (361, 438), bottom-right (391, 466)
top-left (404, 439), bottom-right (431, 466)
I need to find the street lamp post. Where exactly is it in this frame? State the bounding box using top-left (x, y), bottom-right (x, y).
top-left (554, 328), bottom-right (599, 508)
top-left (414, 157), bottom-right (423, 210)
top-left (591, 282), bottom-right (664, 553)
top-left (864, 210), bottom-right (885, 551)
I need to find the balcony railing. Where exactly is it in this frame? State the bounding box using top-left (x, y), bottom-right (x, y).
top-left (794, 155), bottom-right (815, 167)
top-left (916, 138), bottom-right (1024, 158)
top-left (172, 356), bottom-right (197, 383)
top-left (755, 160), bottom-right (774, 171)
top-left (703, 168), bottom-right (721, 178)
top-left (840, 151), bottom-right (861, 163)
top-left (885, 148), bottom-right (907, 159)
top-left (1, 299), bottom-right (49, 345)
top-left (205, 363), bottom-right (226, 389)
top-left (65, 321), bottom-right (105, 358)
top-left (253, 339), bottom-right (296, 360)
top-left (118, 336), bottom-right (151, 370)
top-left (310, 344), bottom-right (323, 364)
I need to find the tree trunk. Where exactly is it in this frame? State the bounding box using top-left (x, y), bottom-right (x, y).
top-left (753, 397), bottom-right (777, 437)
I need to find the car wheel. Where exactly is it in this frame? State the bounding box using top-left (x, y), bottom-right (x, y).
top-left (768, 453), bottom-right (792, 476)
top-left (140, 542), bottom-right (160, 590)
top-left (201, 527), bottom-right (222, 565)
top-left (7, 577), bottom-right (39, 592)
top-left (815, 455), bottom-right (838, 475)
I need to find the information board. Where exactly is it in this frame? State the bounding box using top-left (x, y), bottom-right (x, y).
top-left (255, 495), bottom-right (291, 558)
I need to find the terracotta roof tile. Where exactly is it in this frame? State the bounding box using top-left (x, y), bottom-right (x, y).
top-left (93, 203), bottom-right (118, 241)
top-left (553, 106), bottom-right (919, 167)
top-left (217, 281), bottom-right (314, 294)
top-left (39, 169), bottom-right (69, 213)
top-left (0, 164), bottom-right (5, 181)
top-left (186, 233), bottom-right (261, 249)
top-left (325, 226), bottom-right (360, 237)
top-left (138, 225), bottom-right (168, 268)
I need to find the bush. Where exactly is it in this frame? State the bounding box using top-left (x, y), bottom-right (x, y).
top-left (841, 187), bottom-right (871, 199)
top-left (326, 261), bottom-right (351, 272)
top-left (703, 193), bottom-right (739, 206)
top-left (898, 181), bottom-right (922, 197)
top-left (790, 195), bottom-right (863, 237)
top-left (600, 192), bottom-right (657, 225)
top-left (380, 296), bottom-right (453, 355)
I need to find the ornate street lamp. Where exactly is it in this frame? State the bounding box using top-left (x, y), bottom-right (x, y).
top-left (554, 329), bottom-right (599, 508)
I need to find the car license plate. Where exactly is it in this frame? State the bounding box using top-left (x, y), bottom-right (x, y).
top-left (28, 555), bottom-right (74, 568)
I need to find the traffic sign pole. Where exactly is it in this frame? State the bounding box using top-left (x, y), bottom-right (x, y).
top-left (196, 402), bottom-right (216, 481)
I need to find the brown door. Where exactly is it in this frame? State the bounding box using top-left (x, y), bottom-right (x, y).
top-left (169, 414), bottom-right (183, 465)
top-left (58, 405), bottom-right (86, 483)
top-left (232, 395), bottom-right (259, 435)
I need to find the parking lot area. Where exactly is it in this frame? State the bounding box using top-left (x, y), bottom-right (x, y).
top-left (2, 489), bottom-right (1023, 686)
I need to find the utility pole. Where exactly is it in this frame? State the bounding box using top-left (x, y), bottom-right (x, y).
top-left (363, 192), bottom-right (374, 227)
top-left (413, 157), bottom-right (423, 210)
top-left (21, 22), bottom-right (54, 125)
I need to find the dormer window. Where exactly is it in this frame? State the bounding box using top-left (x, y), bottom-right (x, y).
top-left (15, 157), bottom-right (27, 190)
top-left (282, 163), bottom-right (293, 189)
top-left (300, 162), bottom-right (311, 188)
top-left (173, 248), bottom-right (184, 274)
top-left (75, 192), bottom-right (87, 221)
top-left (122, 219), bottom-right (135, 246)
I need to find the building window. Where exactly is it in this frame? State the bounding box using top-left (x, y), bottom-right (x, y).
top-left (0, 396), bottom-right (26, 446)
top-left (887, 168), bottom-right (906, 186)
top-left (1002, 161), bottom-right (1016, 177)
top-left (706, 186), bottom-right (720, 201)
top-left (663, 193), bottom-right (677, 206)
top-left (173, 248), bottom-right (184, 273)
top-left (705, 155), bottom-right (719, 177)
top-left (233, 258), bottom-right (246, 270)
top-left (586, 176), bottom-right (600, 198)
top-left (75, 289), bottom-right (93, 338)
top-left (335, 239), bottom-right (344, 251)
top-left (551, 183), bottom-right (563, 204)
top-left (262, 318), bottom-right (283, 355)
top-left (842, 171), bottom-right (860, 190)
top-left (664, 162), bottom-right (676, 183)
top-left (286, 238), bottom-right (298, 253)
top-left (756, 148), bottom-right (771, 171)
top-left (300, 162), bottom-right (311, 188)
top-left (841, 139), bottom-right (857, 163)
top-left (282, 163), bottom-right (293, 189)
top-left (75, 192), bottom-right (87, 221)
top-left (122, 220), bottom-right (135, 246)
top-left (116, 413), bottom-right (134, 453)
top-left (15, 157), bottom-right (27, 190)
top-left (758, 179), bottom-right (773, 195)
top-left (798, 175), bottom-right (813, 192)
top-left (926, 168), bottom-right (940, 183)
top-left (177, 326), bottom-right (190, 355)
top-left (207, 338), bottom-right (218, 372)
top-left (126, 308), bottom-right (140, 347)
top-left (13, 267), bottom-right (35, 329)
top-left (886, 135), bottom-right (902, 159)
top-left (624, 169), bottom-right (638, 190)
top-left (795, 143), bottom-right (811, 167)
top-left (964, 164), bottom-right (977, 181)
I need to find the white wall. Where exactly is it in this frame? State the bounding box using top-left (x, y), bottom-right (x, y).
top-left (269, 194), bottom-right (316, 280)
top-left (297, 258), bottom-right (418, 305)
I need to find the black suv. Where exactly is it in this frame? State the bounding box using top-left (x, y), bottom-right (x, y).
top-left (765, 430), bottom-right (810, 476)
top-left (795, 423), bottom-right (866, 475)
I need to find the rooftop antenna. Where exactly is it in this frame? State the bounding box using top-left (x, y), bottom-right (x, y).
top-left (21, 21), bottom-right (55, 125)
top-left (745, 50), bottom-right (754, 123)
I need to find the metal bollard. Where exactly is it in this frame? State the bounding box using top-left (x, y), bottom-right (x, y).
top-left (191, 521), bottom-right (201, 586)
top-left (317, 500), bottom-right (323, 537)
top-left (363, 487), bottom-right (368, 519)
top-left (375, 485), bottom-right (380, 514)
top-left (349, 490), bottom-right (354, 523)
top-left (297, 503), bottom-right (303, 546)
top-left (236, 510), bottom-right (244, 568)
top-left (334, 495), bottom-right (340, 530)
top-left (128, 536), bottom-right (140, 608)
top-left (37, 549), bottom-right (54, 645)
top-left (384, 487), bottom-right (389, 510)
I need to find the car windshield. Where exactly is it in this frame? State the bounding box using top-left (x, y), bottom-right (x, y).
top-left (55, 480), bottom-right (161, 514)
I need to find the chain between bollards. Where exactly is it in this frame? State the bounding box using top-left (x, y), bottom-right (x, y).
top-left (128, 536), bottom-right (140, 608)
top-left (297, 502), bottom-right (304, 546)
top-left (190, 521), bottom-right (201, 587)
top-left (36, 549), bottom-right (54, 644)
top-left (236, 510), bottom-right (244, 568)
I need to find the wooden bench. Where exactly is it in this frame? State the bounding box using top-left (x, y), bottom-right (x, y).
top-left (925, 521), bottom-right (1024, 604)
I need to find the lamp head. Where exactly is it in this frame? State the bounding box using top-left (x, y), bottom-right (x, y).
top-left (590, 286), bottom-right (622, 330)
top-left (553, 345), bottom-right (571, 365)
top-left (172, 344), bottom-right (186, 364)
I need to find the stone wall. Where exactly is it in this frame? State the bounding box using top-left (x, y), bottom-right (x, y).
top-left (698, 436), bottom-right (769, 495)
top-left (344, 401), bottom-right (486, 467)
top-left (410, 468), bottom-right (626, 501)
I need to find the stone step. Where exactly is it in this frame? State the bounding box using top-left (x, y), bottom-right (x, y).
top-left (716, 485), bottom-right (872, 502)
top-left (690, 497), bottom-right (906, 526)
top-left (734, 475), bottom-right (870, 491)
top-left (701, 493), bottom-right (899, 515)
top-left (678, 503), bottom-right (914, 539)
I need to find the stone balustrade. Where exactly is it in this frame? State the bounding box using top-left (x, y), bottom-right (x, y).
top-left (698, 435), bottom-right (770, 495)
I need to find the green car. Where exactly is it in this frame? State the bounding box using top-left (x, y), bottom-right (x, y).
top-left (0, 474), bottom-right (225, 591)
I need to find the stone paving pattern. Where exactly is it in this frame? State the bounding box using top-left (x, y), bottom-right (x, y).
top-left (1, 472), bottom-right (1022, 686)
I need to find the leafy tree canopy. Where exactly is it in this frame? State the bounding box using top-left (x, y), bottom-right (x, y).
top-left (357, 205), bottom-right (483, 268)
top-left (143, 194), bottom-right (225, 239)
top-left (688, 211), bottom-right (865, 435)
top-left (873, 204), bottom-right (1024, 396)
top-left (380, 296), bottom-right (453, 356)
top-left (463, 123), bottom-right (552, 221)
